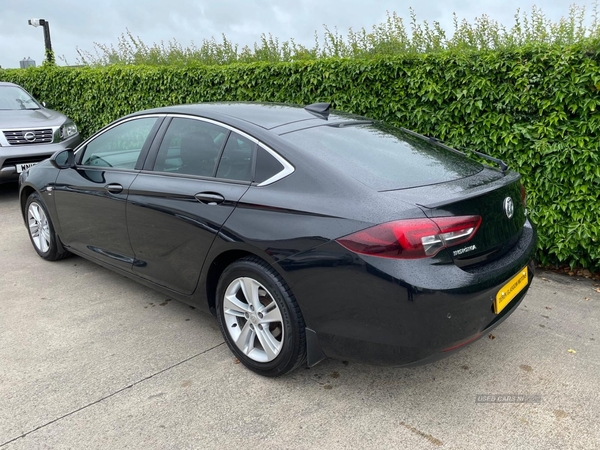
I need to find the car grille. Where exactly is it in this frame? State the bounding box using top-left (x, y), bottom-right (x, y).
top-left (2, 129), bottom-right (53, 145)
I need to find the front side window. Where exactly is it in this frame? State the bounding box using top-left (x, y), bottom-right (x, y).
top-left (80, 117), bottom-right (158, 169)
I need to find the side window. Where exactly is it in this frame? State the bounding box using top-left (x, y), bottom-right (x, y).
top-left (80, 117), bottom-right (158, 169)
top-left (215, 132), bottom-right (255, 182)
top-left (153, 117), bottom-right (228, 177)
top-left (255, 146), bottom-right (284, 184)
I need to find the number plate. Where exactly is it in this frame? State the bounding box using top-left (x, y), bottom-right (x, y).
top-left (16, 162), bottom-right (38, 173)
top-left (494, 267), bottom-right (528, 314)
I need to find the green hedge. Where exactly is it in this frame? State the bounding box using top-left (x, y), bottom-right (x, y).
top-left (2, 44), bottom-right (599, 269)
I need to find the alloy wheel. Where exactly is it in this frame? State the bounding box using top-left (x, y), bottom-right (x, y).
top-left (28, 202), bottom-right (51, 253)
top-left (222, 277), bottom-right (284, 363)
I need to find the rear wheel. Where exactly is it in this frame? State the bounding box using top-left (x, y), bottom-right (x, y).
top-left (26, 193), bottom-right (71, 261)
top-left (216, 257), bottom-right (306, 376)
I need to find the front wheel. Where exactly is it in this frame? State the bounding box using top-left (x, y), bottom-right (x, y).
top-left (25, 193), bottom-right (71, 261)
top-left (216, 257), bottom-right (306, 377)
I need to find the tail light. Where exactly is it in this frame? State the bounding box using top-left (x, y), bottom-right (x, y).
top-left (336, 216), bottom-right (482, 259)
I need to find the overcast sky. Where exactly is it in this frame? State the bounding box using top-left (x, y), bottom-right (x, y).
top-left (0, 0), bottom-right (595, 68)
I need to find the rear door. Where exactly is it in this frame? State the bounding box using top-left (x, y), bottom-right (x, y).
top-left (126, 116), bottom-right (255, 294)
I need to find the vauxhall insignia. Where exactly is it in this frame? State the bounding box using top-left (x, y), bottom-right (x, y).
top-left (503, 197), bottom-right (514, 219)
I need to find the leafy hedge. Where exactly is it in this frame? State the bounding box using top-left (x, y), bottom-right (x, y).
top-left (1, 43), bottom-right (599, 269)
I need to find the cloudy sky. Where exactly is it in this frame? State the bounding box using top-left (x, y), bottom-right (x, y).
top-left (0, 0), bottom-right (595, 68)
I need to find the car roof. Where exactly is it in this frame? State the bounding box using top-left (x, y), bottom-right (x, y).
top-left (0, 82), bottom-right (19, 87)
top-left (137, 102), bottom-right (363, 131)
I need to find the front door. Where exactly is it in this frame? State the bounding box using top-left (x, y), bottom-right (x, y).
top-left (54, 116), bottom-right (162, 271)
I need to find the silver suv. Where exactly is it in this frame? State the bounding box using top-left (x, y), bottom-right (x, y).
top-left (0, 81), bottom-right (82, 184)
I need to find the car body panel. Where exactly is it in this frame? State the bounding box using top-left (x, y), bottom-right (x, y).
top-left (380, 169), bottom-right (527, 265)
top-left (53, 167), bottom-right (138, 270)
top-left (127, 172), bottom-right (251, 294)
top-left (277, 222), bottom-right (536, 365)
top-left (0, 108), bottom-right (65, 128)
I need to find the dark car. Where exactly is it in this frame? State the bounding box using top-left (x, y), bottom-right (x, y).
top-left (19, 102), bottom-right (536, 376)
top-left (0, 82), bottom-right (82, 184)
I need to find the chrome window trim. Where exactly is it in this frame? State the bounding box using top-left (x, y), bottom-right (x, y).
top-left (255, 143), bottom-right (295, 187)
top-left (164, 113), bottom-right (295, 186)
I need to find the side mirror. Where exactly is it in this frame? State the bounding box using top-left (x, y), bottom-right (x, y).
top-left (41, 101), bottom-right (47, 107)
top-left (50, 148), bottom-right (75, 169)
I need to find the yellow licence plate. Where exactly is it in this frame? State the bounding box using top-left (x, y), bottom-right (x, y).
top-left (494, 267), bottom-right (529, 314)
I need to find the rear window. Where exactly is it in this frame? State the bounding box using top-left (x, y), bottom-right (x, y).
top-left (280, 123), bottom-right (482, 190)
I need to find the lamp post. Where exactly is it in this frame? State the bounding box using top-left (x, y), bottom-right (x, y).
top-left (28, 19), bottom-right (54, 64)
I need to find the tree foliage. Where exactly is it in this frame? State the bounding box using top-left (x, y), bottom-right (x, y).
top-left (1, 5), bottom-right (599, 270)
top-left (72, 4), bottom-right (600, 66)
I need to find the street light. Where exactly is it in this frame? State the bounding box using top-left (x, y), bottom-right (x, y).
top-left (28, 18), bottom-right (53, 64)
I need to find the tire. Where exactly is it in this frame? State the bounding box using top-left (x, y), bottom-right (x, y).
top-left (25, 193), bottom-right (71, 261)
top-left (216, 256), bottom-right (306, 377)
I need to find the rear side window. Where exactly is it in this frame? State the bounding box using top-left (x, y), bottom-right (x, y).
top-left (280, 123), bottom-right (482, 190)
top-left (215, 132), bottom-right (255, 182)
top-left (255, 147), bottom-right (284, 184)
top-left (153, 118), bottom-right (228, 177)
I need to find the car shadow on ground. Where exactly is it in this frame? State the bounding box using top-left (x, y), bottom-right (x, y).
top-left (284, 333), bottom-right (515, 391)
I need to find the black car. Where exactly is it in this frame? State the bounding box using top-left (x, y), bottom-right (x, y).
top-left (19, 102), bottom-right (536, 376)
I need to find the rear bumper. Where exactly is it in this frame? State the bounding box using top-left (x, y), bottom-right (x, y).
top-left (0, 135), bottom-right (81, 184)
top-left (282, 220), bottom-right (537, 366)
top-left (317, 260), bottom-right (534, 366)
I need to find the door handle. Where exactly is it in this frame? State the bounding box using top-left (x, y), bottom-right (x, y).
top-left (195, 192), bottom-right (225, 205)
top-left (105, 183), bottom-right (123, 194)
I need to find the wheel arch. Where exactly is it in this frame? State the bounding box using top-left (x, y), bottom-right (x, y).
top-left (205, 249), bottom-right (252, 315)
top-left (20, 185), bottom-right (36, 223)
top-left (204, 248), bottom-right (289, 316)
top-left (202, 246), bottom-right (326, 369)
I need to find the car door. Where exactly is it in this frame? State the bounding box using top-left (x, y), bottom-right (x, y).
top-left (53, 115), bottom-right (163, 271)
top-left (126, 116), bottom-right (254, 294)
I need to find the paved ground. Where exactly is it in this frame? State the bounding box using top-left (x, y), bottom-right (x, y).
top-left (1, 183), bottom-right (599, 450)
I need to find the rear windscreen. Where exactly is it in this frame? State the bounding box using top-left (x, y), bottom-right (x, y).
top-left (280, 123), bottom-right (482, 190)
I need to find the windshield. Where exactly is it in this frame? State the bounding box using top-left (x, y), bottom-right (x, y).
top-left (0, 86), bottom-right (40, 110)
top-left (280, 123), bottom-right (483, 190)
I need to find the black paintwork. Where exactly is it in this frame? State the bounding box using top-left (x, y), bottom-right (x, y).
top-left (19, 102), bottom-right (537, 367)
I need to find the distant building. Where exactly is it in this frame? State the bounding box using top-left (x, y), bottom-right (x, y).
top-left (20, 57), bottom-right (36, 68)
